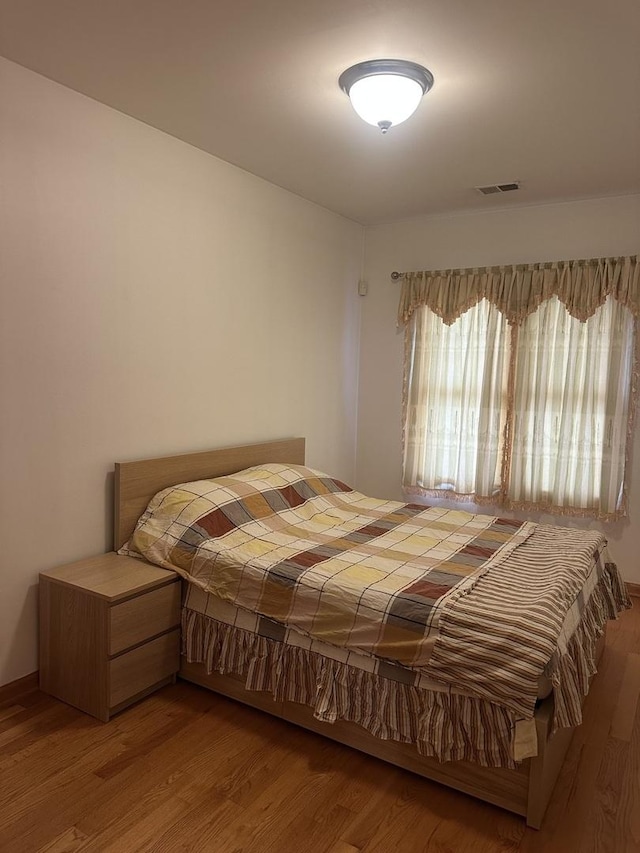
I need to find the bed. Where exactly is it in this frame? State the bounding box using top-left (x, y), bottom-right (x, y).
top-left (113, 437), bottom-right (630, 829)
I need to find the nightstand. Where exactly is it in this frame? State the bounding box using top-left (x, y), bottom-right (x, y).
top-left (39, 552), bottom-right (181, 721)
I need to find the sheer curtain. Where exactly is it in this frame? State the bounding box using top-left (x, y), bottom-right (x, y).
top-left (404, 299), bottom-right (509, 499)
top-left (399, 255), bottom-right (638, 519)
top-left (509, 297), bottom-right (634, 514)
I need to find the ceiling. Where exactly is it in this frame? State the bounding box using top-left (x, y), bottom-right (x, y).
top-left (1, 0), bottom-right (639, 225)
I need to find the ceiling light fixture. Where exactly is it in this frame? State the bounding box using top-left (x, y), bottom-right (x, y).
top-left (339, 59), bottom-right (434, 134)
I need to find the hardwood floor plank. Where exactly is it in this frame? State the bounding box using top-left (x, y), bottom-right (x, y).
top-left (37, 826), bottom-right (90, 853)
top-left (332, 773), bottom-right (404, 849)
top-left (0, 709), bottom-right (119, 802)
top-left (0, 699), bottom-right (66, 749)
top-left (204, 751), bottom-right (334, 851)
top-left (0, 704), bottom-right (27, 724)
top-left (0, 698), bottom-right (175, 811)
top-left (73, 697), bottom-right (258, 849)
top-left (72, 690), bottom-right (312, 852)
top-left (617, 692), bottom-right (640, 853)
top-left (263, 802), bottom-right (355, 853)
top-left (360, 775), bottom-right (523, 853)
top-left (207, 713), bottom-right (302, 807)
top-left (131, 792), bottom-right (244, 853)
top-left (356, 782), bottom-right (440, 853)
top-left (1, 692), bottom-right (221, 850)
top-left (611, 653), bottom-right (640, 742)
top-left (590, 737), bottom-right (629, 853)
top-left (327, 843), bottom-right (361, 853)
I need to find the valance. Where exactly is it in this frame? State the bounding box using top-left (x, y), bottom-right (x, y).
top-left (397, 255), bottom-right (640, 326)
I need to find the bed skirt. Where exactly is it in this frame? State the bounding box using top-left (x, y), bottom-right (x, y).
top-left (182, 558), bottom-right (628, 770)
top-left (184, 609), bottom-right (525, 769)
top-left (549, 561), bottom-right (630, 728)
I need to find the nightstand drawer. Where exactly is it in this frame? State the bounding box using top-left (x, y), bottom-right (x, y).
top-left (109, 629), bottom-right (180, 708)
top-left (109, 582), bottom-right (181, 655)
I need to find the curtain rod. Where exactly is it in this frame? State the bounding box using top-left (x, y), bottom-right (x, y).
top-left (391, 256), bottom-right (638, 282)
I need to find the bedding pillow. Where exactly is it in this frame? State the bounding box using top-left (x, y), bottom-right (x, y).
top-left (121, 462), bottom-right (353, 561)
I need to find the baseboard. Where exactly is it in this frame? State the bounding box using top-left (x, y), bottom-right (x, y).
top-left (0, 671), bottom-right (39, 703)
top-left (627, 582), bottom-right (640, 598)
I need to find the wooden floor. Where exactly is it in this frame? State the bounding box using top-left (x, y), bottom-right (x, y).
top-left (1, 603), bottom-right (639, 853)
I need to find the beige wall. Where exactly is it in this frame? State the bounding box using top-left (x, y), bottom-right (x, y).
top-left (0, 58), bottom-right (364, 685)
top-left (357, 194), bottom-right (640, 582)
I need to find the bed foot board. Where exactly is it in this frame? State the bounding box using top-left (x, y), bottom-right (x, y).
top-left (526, 703), bottom-right (575, 828)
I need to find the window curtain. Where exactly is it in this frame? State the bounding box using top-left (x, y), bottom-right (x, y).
top-left (404, 299), bottom-right (509, 500)
top-left (399, 255), bottom-right (639, 520)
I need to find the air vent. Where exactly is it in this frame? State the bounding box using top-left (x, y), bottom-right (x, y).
top-left (476, 181), bottom-right (521, 196)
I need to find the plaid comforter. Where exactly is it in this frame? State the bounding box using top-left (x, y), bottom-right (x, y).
top-left (128, 463), bottom-right (534, 668)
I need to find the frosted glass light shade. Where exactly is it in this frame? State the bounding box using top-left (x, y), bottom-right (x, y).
top-left (349, 75), bottom-right (424, 130)
top-left (339, 59), bottom-right (434, 134)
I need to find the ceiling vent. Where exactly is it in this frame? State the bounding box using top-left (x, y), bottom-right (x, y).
top-left (476, 181), bottom-right (520, 196)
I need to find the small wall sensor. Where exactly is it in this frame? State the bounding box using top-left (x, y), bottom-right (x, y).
top-left (358, 280), bottom-right (369, 296)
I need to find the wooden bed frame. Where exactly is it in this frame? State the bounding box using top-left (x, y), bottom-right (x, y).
top-left (114, 437), bottom-right (598, 829)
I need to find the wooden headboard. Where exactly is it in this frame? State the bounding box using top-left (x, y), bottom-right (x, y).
top-left (114, 437), bottom-right (306, 550)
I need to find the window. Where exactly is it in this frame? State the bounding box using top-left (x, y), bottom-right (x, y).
top-left (400, 257), bottom-right (638, 520)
